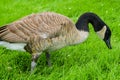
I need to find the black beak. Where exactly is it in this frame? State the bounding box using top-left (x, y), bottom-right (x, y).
top-left (104, 38), bottom-right (112, 49)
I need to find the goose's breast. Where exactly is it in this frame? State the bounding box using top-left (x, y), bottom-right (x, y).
top-left (47, 36), bottom-right (68, 51)
top-left (73, 31), bottom-right (89, 44)
top-left (47, 31), bottom-right (89, 51)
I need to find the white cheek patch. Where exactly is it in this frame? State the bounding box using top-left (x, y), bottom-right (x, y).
top-left (97, 26), bottom-right (106, 39)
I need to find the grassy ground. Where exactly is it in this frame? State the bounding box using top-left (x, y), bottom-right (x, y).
top-left (0, 0), bottom-right (120, 80)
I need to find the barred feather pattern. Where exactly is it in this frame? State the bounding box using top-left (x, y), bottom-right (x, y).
top-left (0, 12), bottom-right (88, 54)
top-left (25, 21), bottom-right (80, 53)
top-left (0, 12), bottom-right (75, 42)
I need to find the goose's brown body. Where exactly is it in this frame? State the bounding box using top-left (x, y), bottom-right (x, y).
top-left (0, 12), bottom-right (86, 53)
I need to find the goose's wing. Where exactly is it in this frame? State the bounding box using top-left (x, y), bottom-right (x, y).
top-left (0, 12), bottom-right (74, 43)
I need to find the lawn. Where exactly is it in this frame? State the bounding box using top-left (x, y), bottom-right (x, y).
top-left (0, 0), bottom-right (120, 80)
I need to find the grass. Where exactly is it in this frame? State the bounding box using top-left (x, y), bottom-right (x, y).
top-left (0, 0), bottom-right (120, 80)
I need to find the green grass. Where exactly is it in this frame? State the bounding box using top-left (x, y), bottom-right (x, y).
top-left (0, 0), bottom-right (120, 80)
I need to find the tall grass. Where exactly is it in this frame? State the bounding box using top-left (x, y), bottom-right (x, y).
top-left (0, 0), bottom-right (120, 80)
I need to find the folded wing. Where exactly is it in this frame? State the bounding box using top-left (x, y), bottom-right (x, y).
top-left (0, 12), bottom-right (74, 43)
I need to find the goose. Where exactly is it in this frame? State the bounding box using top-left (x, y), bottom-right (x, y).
top-left (0, 12), bottom-right (112, 71)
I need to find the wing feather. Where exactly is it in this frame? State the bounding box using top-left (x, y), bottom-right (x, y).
top-left (0, 12), bottom-right (75, 43)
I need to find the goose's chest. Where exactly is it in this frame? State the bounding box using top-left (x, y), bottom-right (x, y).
top-left (28, 31), bottom-right (89, 52)
top-left (47, 36), bottom-right (68, 51)
top-left (47, 31), bottom-right (89, 51)
top-left (48, 31), bottom-right (88, 51)
top-left (73, 31), bottom-right (89, 44)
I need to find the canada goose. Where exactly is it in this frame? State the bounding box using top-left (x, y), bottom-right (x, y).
top-left (0, 12), bottom-right (112, 72)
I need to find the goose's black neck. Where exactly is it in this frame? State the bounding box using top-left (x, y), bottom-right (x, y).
top-left (75, 12), bottom-right (105, 32)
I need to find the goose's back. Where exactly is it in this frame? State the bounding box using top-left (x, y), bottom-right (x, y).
top-left (0, 12), bottom-right (75, 43)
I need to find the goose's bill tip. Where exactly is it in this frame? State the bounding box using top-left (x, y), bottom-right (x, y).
top-left (105, 39), bottom-right (112, 49)
top-left (108, 45), bottom-right (112, 49)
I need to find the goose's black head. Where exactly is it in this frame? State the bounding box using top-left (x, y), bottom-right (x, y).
top-left (96, 25), bottom-right (112, 49)
top-left (76, 12), bottom-right (112, 49)
top-left (103, 26), bottom-right (112, 49)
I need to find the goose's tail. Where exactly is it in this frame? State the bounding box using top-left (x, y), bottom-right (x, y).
top-left (0, 25), bottom-right (7, 41)
top-left (0, 26), bottom-right (26, 51)
top-left (0, 25), bottom-right (9, 47)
